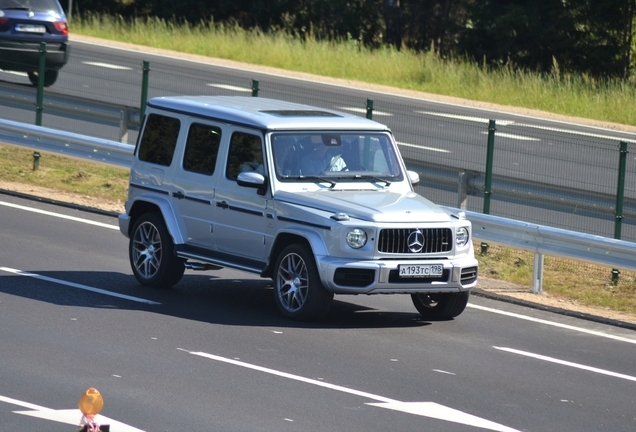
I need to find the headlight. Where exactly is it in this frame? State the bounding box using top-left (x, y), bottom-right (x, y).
top-left (346, 228), bottom-right (367, 249)
top-left (456, 227), bottom-right (469, 248)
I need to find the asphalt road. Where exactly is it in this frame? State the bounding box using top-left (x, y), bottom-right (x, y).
top-left (1, 194), bottom-right (635, 431)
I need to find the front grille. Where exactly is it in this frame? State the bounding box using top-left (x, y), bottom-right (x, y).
top-left (378, 228), bottom-right (452, 254)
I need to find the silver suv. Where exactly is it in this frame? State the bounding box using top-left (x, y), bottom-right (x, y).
top-left (119, 96), bottom-right (478, 320)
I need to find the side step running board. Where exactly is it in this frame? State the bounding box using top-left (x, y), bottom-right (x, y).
top-left (184, 262), bottom-right (224, 271)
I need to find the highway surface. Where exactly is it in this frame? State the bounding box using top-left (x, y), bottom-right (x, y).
top-left (1, 194), bottom-right (635, 431)
top-left (1, 38), bottom-right (635, 241)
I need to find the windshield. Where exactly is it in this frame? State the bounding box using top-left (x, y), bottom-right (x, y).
top-left (271, 132), bottom-right (403, 182)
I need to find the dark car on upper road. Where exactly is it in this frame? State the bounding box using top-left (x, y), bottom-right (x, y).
top-left (0, 0), bottom-right (69, 86)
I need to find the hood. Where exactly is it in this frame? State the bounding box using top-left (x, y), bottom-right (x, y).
top-left (274, 190), bottom-right (451, 223)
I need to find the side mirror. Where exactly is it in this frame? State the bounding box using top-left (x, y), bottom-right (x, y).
top-left (237, 171), bottom-right (268, 195)
top-left (407, 170), bottom-right (420, 186)
top-left (237, 171), bottom-right (265, 188)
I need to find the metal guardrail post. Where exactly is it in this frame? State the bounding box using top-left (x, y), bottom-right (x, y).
top-left (366, 99), bottom-right (374, 119)
top-left (532, 253), bottom-right (544, 293)
top-left (252, 79), bottom-right (259, 97)
top-left (481, 119), bottom-right (496, 254)
top-left (119, 110), bottom-right (129, 144)
top-left (458, 171), bottom-right (468, 210)
top-left (140, 61), bottom-right (150, 118)
top-left (35, 42), bottom-right (46, 126)
top-left (612, 141), bottom-right (629, 284)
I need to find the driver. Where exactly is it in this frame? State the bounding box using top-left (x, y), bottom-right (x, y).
top-left (299, 141), bottom-right (346, 175)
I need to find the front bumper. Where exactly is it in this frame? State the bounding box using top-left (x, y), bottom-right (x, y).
top-left (316, 255), bottom-right (479, 294)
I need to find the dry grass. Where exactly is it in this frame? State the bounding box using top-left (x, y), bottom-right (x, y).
top-left (477, 244), bottom-right (636, 314)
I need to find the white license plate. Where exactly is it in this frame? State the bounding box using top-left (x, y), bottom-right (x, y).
top-left (15, 24), bottom-right (46, 34)
top-left (398, 264), bottom-right (443, 278)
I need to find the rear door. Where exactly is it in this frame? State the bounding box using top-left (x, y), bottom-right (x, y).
top-left (171, 119), bottom-right (223, 249)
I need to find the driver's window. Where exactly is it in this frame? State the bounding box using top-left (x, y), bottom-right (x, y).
top-left (226, 132), bottom-right (264, 180)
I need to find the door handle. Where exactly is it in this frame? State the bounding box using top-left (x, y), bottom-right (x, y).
top-left (216, 200), bottom-right (229, 209)
top-left (172, 191), bottom-right (185, 199)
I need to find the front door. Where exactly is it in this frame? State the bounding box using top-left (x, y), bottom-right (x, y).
top-left (212, 128), bottom-right (273, 266)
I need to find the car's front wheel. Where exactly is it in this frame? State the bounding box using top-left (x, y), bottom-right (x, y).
top-left (28, 70), bottom-right (58, 87)
top-left (274, 244), bottom-right (333, 320)
top-left (411, 291), bottom-right (470, 320)
top-left (129, 213), bottom-right (185, 288)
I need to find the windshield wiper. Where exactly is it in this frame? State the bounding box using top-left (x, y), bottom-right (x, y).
top-left (354, 175), bottom-right (392, 186)
top-left (298, 175), bottom-right (337, 188)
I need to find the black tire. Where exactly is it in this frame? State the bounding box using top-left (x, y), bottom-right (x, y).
top-left (28, 70), bottom-right (59, 87)
top-left (273, 244), bottom-right (334, 321)
top-left (129, 213), bottom-right (185, 288)
top-left (411, 291), bottom-right (470, 320)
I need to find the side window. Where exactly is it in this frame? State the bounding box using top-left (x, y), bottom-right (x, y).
top-left (225, 132), bottom-right (263, 180)
top-left (137, 114), bottom-right (180, 167)
top-left (183, 123), bottom-right (222, 176)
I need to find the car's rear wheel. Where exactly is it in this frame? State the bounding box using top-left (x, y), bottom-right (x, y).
top-left (28, 70), bottom-right (59, 87)
top-left (129, 213), bottom-right (185, 288)
top-left (411, 291), bottom-right (470, 320)
top-left (274, 244), bottom-right (333, 320)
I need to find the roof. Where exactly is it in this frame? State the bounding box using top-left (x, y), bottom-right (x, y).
top-left (146, 96), bottom-right (390, 131)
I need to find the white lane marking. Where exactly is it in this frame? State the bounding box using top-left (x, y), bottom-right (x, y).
top-left (468, 303), bottom-right (636, 345)
top-left (513, 122), bottom-right (636, 144)
top-left (480, 131), bottom-right (540, 141)
top-left (433, 369), bottom-right (456, 375)
top-left (0, 395), bottom-right (144, 431)
top-left (368, 402), bottom-right (519, 432)
top-left (82, 61), bottom-right (132, 70)
top-left (207, 83), bottom-right (252, 92)
top-left (180, 348), bottom-right (520, 432)
top-left (0, 395), bottom-right (51, 411)
top-left (337, 106), bottom-right (393, 117)
top-left (397, 141), bottom-right (451, 153)
top-left (0, 267), bottom-right (160, 305)
top-left (15, 409), bottom-right (145, 432)
top-left (0, 200), bottom-right (119, 230)
top-left (494, 347), bottom-right (636, 383)
top-left (416, 111), bottom-right (516, 126)
top-left (417, 111), bottom-right (636, 143)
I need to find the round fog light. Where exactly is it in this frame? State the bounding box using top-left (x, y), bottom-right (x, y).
top-left (346, 228), bottom-right (367, 249)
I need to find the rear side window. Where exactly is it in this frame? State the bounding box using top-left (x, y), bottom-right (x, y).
top-left (137, 114), bottom-right (180, 167)
top-left (183, 123), bottom-right (222, 176)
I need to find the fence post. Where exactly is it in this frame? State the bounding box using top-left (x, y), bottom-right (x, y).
top-left (481, 119), bottom-right (496, 254)
top-left (612, 141), bottom-right (628, 285)
top-left (35, 42), bottom-right (46, 126)
top-left (140, 61), bottom-right (149, 118)
top-left (366, 99), bottom-right (374, 119)
top-left (252, 79), bottom-right (259, 97)
top-left (119, 110), bottom-right (129, 144)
